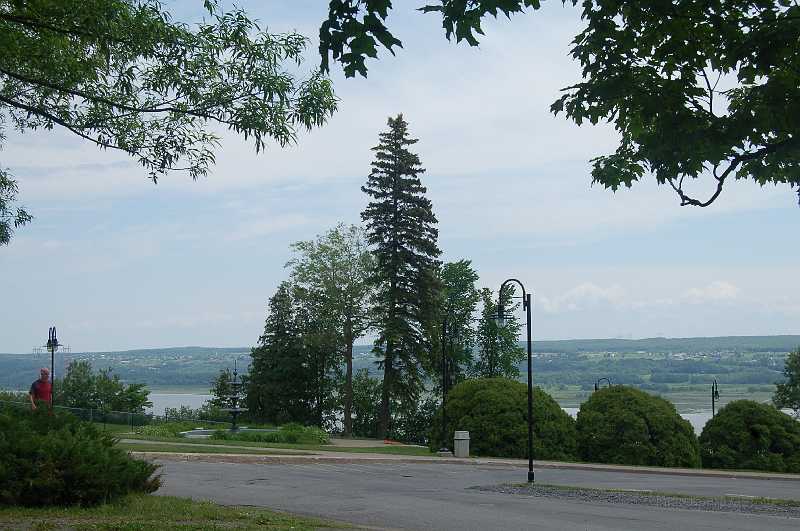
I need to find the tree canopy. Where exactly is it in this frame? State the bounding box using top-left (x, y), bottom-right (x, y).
top-left (320, 1), bottom-right (800, 207)
top-left (773, 347), bottom-right (800, 417)
top-left (0, 0), bottom-right (338, 244)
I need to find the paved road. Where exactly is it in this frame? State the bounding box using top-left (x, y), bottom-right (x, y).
top-left (154, 459), bottom-right (800, 530)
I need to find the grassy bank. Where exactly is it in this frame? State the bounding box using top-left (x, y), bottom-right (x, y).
top-left (0, 494), bottom-right (349, 530)
top-left (120, 435), bottom-right (435, 456)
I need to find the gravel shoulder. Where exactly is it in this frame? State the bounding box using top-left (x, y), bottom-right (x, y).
top-left (476, 483), bottom-right (800, 518)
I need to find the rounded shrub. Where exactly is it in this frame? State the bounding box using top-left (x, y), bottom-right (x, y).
top-left (576, 386), bottom-right (700, 468)
top-left (699, 400), bottom-right (800, 473)
top-left (428, 378), bottom-right (577, 460)
top-left (0, 406), bottom-right (160, 506)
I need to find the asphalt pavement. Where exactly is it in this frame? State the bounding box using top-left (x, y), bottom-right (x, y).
top-left (153, 458), bottom-right (800, 530)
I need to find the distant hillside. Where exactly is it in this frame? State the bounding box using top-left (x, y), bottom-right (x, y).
top-left (531, 335), bottom-right (800, 354)
top-left (1, 335), bottom-right (796, 391)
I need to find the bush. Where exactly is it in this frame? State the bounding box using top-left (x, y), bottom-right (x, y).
top-left (575, 386), bottom-right (700, 468)
top-left (428, 378), bottom-right (577, 460)
top-left (135, 421), bottom-right (201, 438)
top-left (0, 406), bottom-right (159, 506)
top-left (699, 400), bottom-right (800, 473)
top-left (210, 424), bottom-right (330, 445)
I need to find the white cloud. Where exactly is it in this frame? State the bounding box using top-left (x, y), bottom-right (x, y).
top-left (539, 283), bottom-right (627, 313)
top-left (682, 281), bottom-right (741, 304)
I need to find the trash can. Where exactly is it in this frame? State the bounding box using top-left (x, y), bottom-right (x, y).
top-left (454, 431), bottom-right (470, 458)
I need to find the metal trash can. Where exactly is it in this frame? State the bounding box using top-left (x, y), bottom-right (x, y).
top-left (453, 431), bottom-right (470, 458)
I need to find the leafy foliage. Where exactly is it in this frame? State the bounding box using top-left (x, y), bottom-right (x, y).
top-left (433, 260), bottom-right (481, 389)
top-left (429, 378), bottom-right (577, 460)
top-left (361, 114), bottom-right (441, 438)
top-left (320, 0), bottom-right (800, 206)
top-left (58, 360), bottom-right (151, 414)
top-left (699, 400), bottom-right (800, 473)
top-left (350, 368), bottom-right (381, 438)
top-left (0, 165), bottom-right (31, 246)
top-left (576, 386), bottom-right (700, 468)
top-left (0, 0), bottom-right (337, 243)
top-left (210, 424), bottom-right (330, 445)
top-left (0, 406), bottom-right (159, 506)
top-left (773, 347), bottom-right (800, 417)
top-left (288, 223), bottom-right (374, 436)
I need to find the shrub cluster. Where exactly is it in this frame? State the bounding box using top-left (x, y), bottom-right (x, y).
top-left (576, 386), bottom-right (700, 468)
top-left (210, 423), bottom-right (329, 445)
top-left (0, 407), bottom-right (159, 507)
top-left (699, 400), bottom-right (800, 473)
top-left (134, 421), bottom-right (201, 438)
top-left (429, 378), bottom-right (577, 460)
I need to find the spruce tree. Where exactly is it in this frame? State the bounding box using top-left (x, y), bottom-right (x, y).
top-left (248, 282), bottom-right (314, 424)
top-left (361, 114), bottom-right (441, 438)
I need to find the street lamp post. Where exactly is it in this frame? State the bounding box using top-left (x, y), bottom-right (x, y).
top-left (711, 379), bottom-right (720, 418)
top-left (46, 326), bottom-right (59, 410)
top-left (495, 278), bottom-right (534, 483)
top-left (439, 315), bottom-right (452, 455)
top-left (594, 377), bottom-right (612, 391)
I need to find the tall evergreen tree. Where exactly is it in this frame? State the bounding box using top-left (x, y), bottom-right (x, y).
top-left (361, 114), bottom-right (441, 438)
top-left (248, 282), bottom-right (314, 424)
top-left (471, 287), bottom-right (525, 380)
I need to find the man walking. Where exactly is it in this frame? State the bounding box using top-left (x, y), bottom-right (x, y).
top-left (29, 367), bottom-right (52, 411)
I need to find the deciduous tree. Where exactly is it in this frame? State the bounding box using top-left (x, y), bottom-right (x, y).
top-left (0, 0), bottom-right (338, 244)
top-left (773, 348), bottom-right (800, 418)
top-left (288, 223), bottom-right (374, 436)
top-left (320, 1), bottom-right (800, 207)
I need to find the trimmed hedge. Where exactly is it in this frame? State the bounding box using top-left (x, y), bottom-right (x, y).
top-left (576, 386), bottom-right (700, 468)
top-left (699, 400), bottom-right (800, 473)
top-left (428, 378), bottom-right (577, 460)
top-left (0, 406), bottom-right (159, 506)
top-left (210, 423), bottom-right (329, 445)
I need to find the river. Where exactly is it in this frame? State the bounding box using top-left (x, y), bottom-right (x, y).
top-left (148, 393), bottom-right (730, 434)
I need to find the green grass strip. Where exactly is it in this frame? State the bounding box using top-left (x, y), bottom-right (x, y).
top-left (0, 493), bottom-right (350, 530)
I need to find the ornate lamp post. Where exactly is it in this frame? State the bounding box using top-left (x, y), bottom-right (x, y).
top-left (594, 377), bottom-right (612, 391)
top-left (46, 326), bottom-right (59, 410)
top-left (711, 379), bottom-right (720, 418)
top-left (495, 278), bottom-right (534, 483)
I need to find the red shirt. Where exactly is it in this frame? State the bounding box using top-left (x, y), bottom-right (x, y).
top-left (30, 379), bottom-right (52, 402)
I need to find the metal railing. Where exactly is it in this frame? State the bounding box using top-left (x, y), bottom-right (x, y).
top-left (0, 400), bottom-right (231, 430)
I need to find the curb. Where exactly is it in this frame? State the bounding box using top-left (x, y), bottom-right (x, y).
top-left (130, 451), bottom-right (800, 482)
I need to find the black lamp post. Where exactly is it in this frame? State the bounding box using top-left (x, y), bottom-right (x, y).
top-left (46, 326), bottom-right (59, 410)
top-left (439, 313), bottom-right (452, 455)
top-left (594, 377), bottom-right (612, 391)
top-left (495, 278), bottom-right (534, 483)
top-left (711, 379), bottom-right (720, 418)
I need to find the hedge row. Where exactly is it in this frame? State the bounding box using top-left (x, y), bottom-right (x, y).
top-left (429, 378), bottom-right (800, 473)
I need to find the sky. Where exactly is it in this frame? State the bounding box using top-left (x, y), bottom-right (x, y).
top-left (1, 1), bottom-right (799, 353)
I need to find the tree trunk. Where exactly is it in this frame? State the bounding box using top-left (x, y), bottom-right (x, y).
top-left (343, 322), bottom-right (354, 437)
top-left (378, 340), bottom-right (393, 440)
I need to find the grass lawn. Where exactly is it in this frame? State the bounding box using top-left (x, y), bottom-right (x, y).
top-left (117, 442), bottom-right (315, 455)
top-left (122, 435), bottom-right (435, 456)
top-left (0, 493), bottom-right (349, 530)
